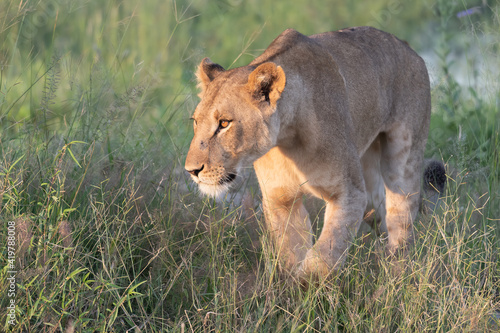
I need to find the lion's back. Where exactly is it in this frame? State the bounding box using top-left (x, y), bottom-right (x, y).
top-left (311, 27), bottom-right (430, 152)
top-left (250, 27), bottom-right (430, 154)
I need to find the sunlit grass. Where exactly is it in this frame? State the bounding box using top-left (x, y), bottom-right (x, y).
top-left (0, 0), bottom-right (499, 332)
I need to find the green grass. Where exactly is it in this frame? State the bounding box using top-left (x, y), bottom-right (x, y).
top-left (1, 0), bottom-right (499, 332)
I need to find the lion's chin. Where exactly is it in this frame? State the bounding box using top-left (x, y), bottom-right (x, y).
top-left (194, 173), bottom-right (237, 199)
top-left (198, 183), bottom-right (230, 198)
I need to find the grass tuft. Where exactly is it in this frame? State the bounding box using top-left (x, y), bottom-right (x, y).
top-left (0, 0), bottom-right (499, 332)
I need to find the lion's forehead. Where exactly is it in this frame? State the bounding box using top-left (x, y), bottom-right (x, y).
top-left (201, 68), bottom-right (250, 101)
top-left (194, 86), bottom-right (247, 121)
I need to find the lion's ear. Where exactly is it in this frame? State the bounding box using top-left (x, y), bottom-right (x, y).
top-left (196, 58), bottom-right (225, 99)
top-left (247, 62), bottom-right (286, 107)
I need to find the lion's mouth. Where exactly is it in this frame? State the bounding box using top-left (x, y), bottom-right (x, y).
top-left (219, 173), bottom-right (237, 185)
top-left (195, 172), bottom-right (237, 198)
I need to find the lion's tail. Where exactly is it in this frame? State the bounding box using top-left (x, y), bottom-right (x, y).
top-left (420, 159), bottom-right (447, 213)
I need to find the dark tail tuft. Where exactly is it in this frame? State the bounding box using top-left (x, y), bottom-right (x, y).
top-left (421, 160), bottom-right (446, 213)
top-left (423, 160), bottom-right (446, 194)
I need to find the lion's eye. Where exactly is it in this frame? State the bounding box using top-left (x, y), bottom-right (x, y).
top-left (219, 120), bottom-right (230, 129)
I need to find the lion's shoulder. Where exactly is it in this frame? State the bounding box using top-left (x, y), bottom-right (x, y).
top-left (250, 29), bottom-right (314, 66)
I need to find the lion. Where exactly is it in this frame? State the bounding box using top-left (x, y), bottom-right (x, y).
top-left (185, 26), bottom-right (446, 280)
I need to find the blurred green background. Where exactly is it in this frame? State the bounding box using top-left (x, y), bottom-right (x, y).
top-left (1, 0), bottom-right (496, 136)
top-left (0, 1), bottom-right (499, 331)
top-left (1, 0), bottom-right (497, 172)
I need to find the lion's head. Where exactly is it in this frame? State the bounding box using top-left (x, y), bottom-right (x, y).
top-left (185, 58), bottom-right (286, 197)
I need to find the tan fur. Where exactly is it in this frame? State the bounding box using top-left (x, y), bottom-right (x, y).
top-left (185, 27), bottom-right (432, 280)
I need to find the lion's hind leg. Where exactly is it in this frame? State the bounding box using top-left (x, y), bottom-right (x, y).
top-left (361, 137), bottom-right (387, 235)
top-left (379, 123), bottom-right (426, 253)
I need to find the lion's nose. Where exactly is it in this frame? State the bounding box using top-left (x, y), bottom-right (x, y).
top-left (186, 164), bottom-right (204, 177)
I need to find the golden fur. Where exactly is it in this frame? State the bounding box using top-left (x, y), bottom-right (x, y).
top-left (186, 27), bottom-right (438, 279)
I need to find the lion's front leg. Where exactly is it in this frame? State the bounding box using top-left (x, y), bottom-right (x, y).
top-left (298, 188), bottom-right (366, 279)
top-left (254, 149), bottom-right (314, 273)
top-left (261, 189), bottom-right (313, 272)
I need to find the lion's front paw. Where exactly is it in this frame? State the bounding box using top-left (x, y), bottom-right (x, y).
top-left (297, 248), bottom-right (333, 281)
